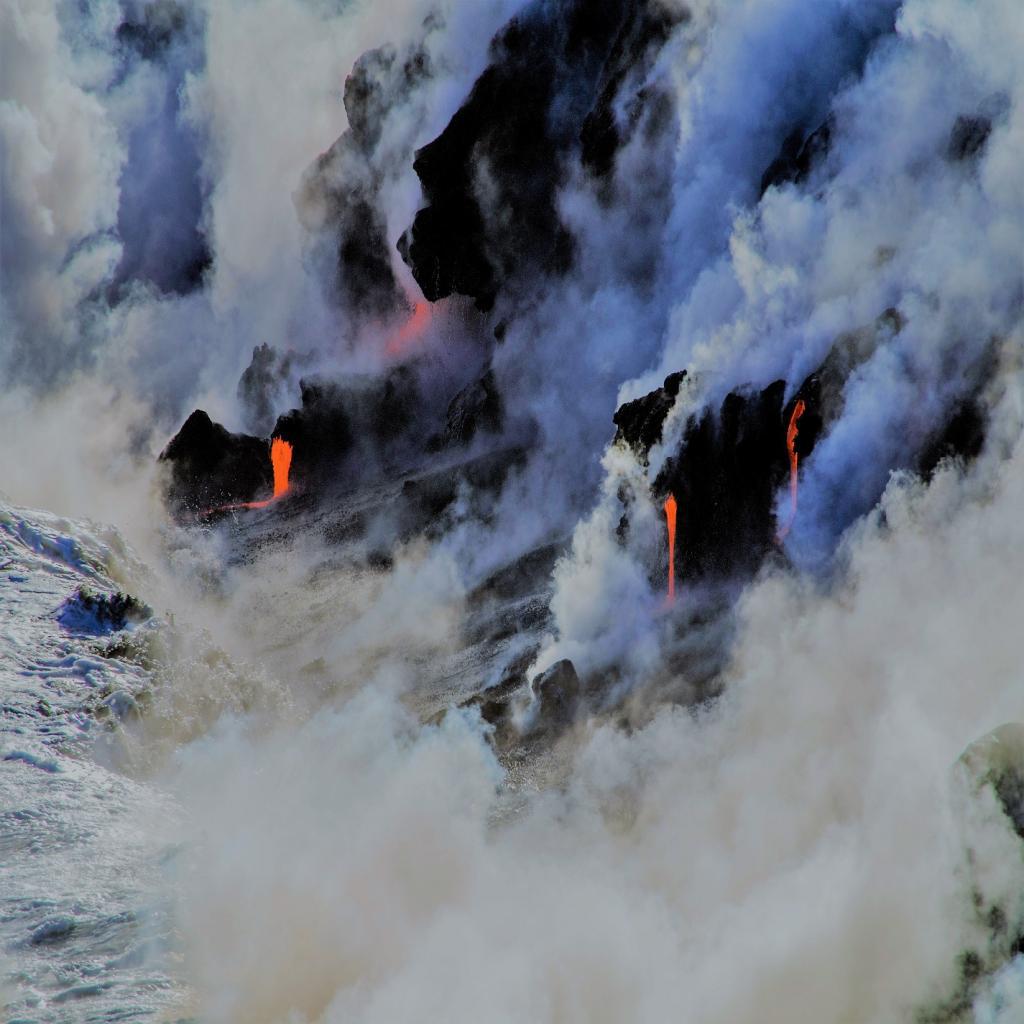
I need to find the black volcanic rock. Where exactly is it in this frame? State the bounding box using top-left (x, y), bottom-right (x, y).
top-left (613, 371), bottom-right (687, 454)
top-left (298, 44), bottom-right (429, 318)
top-left (237, 343), bottom-right (304, 436)
top-left (759, 118), bottom-right (833, 196)
top-left (436, 370), bottom-right (504, 448)
top-left (948, 114), bottom-right (992, 162)
top-left (532, 659), bottom-right (581, 729)
top-left (159, 410), bottom-right (271, 515)
top-left (399, 0), bottom-right (677, 308)
top-left (579, 2), bottom-right (681, 178)
top-left (655, 381), bottom-right (793, 579)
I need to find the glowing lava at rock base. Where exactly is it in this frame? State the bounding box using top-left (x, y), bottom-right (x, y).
top-left (664, 493), bottom-right (678, 604)
top-left (776, 399), bottom-right (806, 543)
top-left (204, 437), bottom-right (293, 516)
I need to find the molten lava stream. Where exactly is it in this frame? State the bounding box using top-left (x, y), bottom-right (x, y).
top-left (664, 493), bottom-right (678, 605)
top-left (776, 399), bottom-right (806, 543)
top-left (204, 437), bottom-right (293, 516)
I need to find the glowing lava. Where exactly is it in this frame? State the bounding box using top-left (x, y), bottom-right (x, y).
top-left (776, 399), bottom-right (806, 543)
top-left (385, 302), bottom-right (431, 356)
top-left (204, 437), bottom-right (293, 516)
top-left (269, 436), bottom-right (292, 500)
top-left (664, 493), bottom-right (678, 604)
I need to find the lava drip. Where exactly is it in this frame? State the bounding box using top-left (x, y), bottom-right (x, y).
top-left (664, 493), bottom-right (678, 604)
top-left (776, 399), bottom-right (806, 543)
top-left (205, 437), bottom-right (293, 516)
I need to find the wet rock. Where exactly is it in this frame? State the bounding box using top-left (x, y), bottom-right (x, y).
top-left (919, 399), bottom-right (986, 480)
top-left (30, 916), bottom-right (76, 945)
top-left (159, 410), bottom-right (271, 515)
top-left (298, 44), bottom-right (429, 318)
top-left (960, 724), bottom-right (1024, 839)
top-left (759, 118), bottom-right (833, 196)
top-left (57, 589), bottom-right (152, 635)
top-left (400, 0), bottom-right (676, 308)
top-left (580, 3), bottom-right (683, 179)
top-left (237, 343), bottom-right (303, 437)
top-left (532, 659), bottom-right (581, 728)
top-left (948, 114), bottom-right (992, 162)
top-left (613, 370), bottom-right (687, 454)
top-left (435, 370), bottom-right (504, 448)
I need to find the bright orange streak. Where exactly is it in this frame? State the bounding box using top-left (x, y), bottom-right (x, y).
top-left (204, 437), bottom-right (293, 516)
top-left (269, 436), bottom-right (292, 499)
top-left (385, 302), bottom-right (431, 356)
top-left (664, 493), bottom-right (678, 604)
top-left (776, 399), bottom-right (806, 543)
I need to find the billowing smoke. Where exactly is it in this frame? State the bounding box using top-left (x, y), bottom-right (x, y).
top-left (2, 0), bottom-right (1024, 1019)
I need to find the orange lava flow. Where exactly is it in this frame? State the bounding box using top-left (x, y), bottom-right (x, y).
top-left (776, 399), bottom-right (806, 543)
top-left (204, 437), bottom-right (293, 516)
top-left (269, 436), bottom-right (292, 499)
top-left (385, 302), bottom-right (431, 356)
top-left (664, 493), bottom-right (678, 604)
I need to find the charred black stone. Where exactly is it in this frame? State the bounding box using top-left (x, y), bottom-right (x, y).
top-left (759, 118), bottom-right (833, 196)
top-left (436, 370), bottom-right (504, 448)
top-left (948, 115), bottom-right (992, 162)
top-left (580, 3), bottom-right (682, 178)
top-left (270, 380), bottom-right (354, 488)
top-left (237, 343), bottom-right (302, 437)
top-left (400, 0), bottom-right (675, 308)
top-left (298, 45), bottom-right (429, 317)
top-left (654, 381), bottom-right (791, 579)
top-left (612, 370), bottom-right (687, 454)
top-left (159, 410), bottom-right (271, 515)
top-left (532, 659), bottom-right (581, 728)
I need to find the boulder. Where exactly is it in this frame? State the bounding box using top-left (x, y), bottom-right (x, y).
top-left (159, 410), bottom-right (271, 515)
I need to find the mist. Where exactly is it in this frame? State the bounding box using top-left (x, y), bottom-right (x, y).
top-left (2, 0), bottom-right (1024, 1020)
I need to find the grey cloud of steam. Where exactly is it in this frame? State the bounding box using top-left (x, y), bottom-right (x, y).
top-left (171, 436), bottom-right (1024, 1023)
top-left (541, 0), bottom-right (1024, 675)
top-left (3, 0), bottom-right (1024, 1019)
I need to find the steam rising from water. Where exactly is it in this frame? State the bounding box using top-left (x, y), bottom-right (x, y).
top-left (2, 0), bottom-right (1024, 1019)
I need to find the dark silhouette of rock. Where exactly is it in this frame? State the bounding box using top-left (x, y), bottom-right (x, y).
top-left (759, 118), bottom-right (833, 196)
top-left (159, 410), bottom-right (271, 515)
top-left (298, 44), bottom-right (429, 318)
top-left (237, 343), bottom-right (304, 436)
top-left (613, 370), bottom-right (687, 454)
top-left (948, 114), bottom-right (992, 162)
top-left (435, 370), bottom-right (504, 448)
top-left (532, 659), bottom-right (581, 727)
top-left (399, 0), bottom-right (677, 309)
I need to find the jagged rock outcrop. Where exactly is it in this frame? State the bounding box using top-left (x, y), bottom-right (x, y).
top-left (399, 0), bottom-right (681, 309)
top-left (159, 410), bottom-right (271, 515)
top-left (759, 118), bottom-right (833, 196)
top-left (298, 44), bottom-right (429, 317)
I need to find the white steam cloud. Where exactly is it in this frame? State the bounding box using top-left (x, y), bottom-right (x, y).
top-left (2, 0), bottom-right (1024, 1020)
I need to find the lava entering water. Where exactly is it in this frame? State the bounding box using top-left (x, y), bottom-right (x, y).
top-left (664, 493), bottom-right (678, 604)
top-left (204, 437), bottom-right (293, 516)
top-left (776, 399), bottom-right (806, 543)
